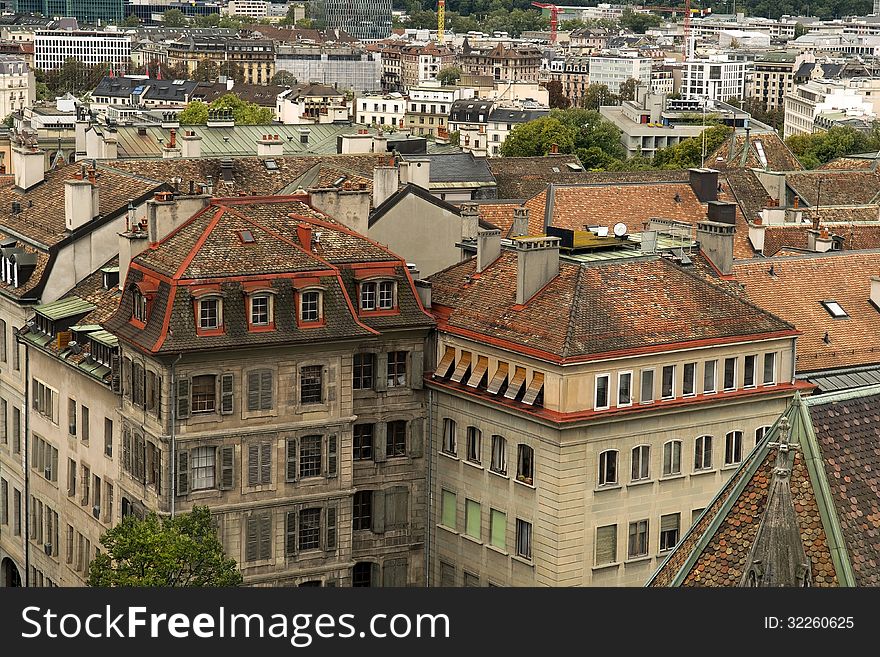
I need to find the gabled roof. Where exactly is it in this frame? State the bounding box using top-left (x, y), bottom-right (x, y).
top-left (428, 252), bottom-right (795, 363)
top-left (369, 183), bottom-right (499, 229)
top-left (487, 154), bottom-right (584, 200)
top-left (704, 131), bottom-right (803, 172)
top-left (649, 386), bottom-right (880, 587)
top-left (786, 170), bottom-right (880, 206)
top-left (401, 152), bottom-right (495, 185)
top-left (728, 250), bottom-right (880, 373)
top-left (192, 82), bottom-right (287, 107)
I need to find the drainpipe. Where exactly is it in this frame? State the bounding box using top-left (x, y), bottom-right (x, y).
top-left (21, 335), bottom-right (30, 587)
top-left (170, 353), bottom-right (182, 517)
top-left (425, 386), bottom-right (434, 587)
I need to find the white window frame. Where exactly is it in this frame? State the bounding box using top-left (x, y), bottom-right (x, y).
top-left (617, 371), bottom-right (633, 407)
top-left (198, 296), bottom-right (222, 330)
top-left (249, 293), bottom-right (272, 326)
top-left (703, 359), bottom-right (717, 394)
top-left (661, 364), bottom-right (676, 400)
top-left (598, 449), bottom-right (618, 487)
top-left (723, 357), bottom-right (737, 392)
top-left (300, 289), bottom-right (323, 323)
top-left (763, 352), bottom-right (776, 386)
top-left (755, 425), bottom-right (772, 445)
top-left (724, 430), bottom-right (743, 466)
top-left (594, 373), bottom-right (610, 410)
top-left (631, 445), bottom-right (650, 482)
top-left (682, 362), bottom-right (697, 397)
top-left (743, 354), bottom-right (757, 389)
top-left (694, 435), bottom-right (713, 471)
top-left (640, 369), bottom-right (654, 404)
top-left (662, 440), bottom-right (682, 477)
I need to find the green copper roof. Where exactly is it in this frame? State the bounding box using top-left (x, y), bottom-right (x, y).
top-left (34, 296), bottom-right (97, 321)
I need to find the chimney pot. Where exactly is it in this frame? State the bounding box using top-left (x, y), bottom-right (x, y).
top-left (296, 222), bottom-right (313, 251)
top-left (793, 196), bottom-right (800, 208)
top-left (515, 237), bottom-right (561, 305)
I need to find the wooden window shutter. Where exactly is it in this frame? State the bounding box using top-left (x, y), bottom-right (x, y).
top-left (122, 429), bottom-right (131, 474)
top-left (221, 373), bottom-right (234, 415)
top-left (326, 506), bottom-right (337, 550)
top-left (176, 378), bottom-right (190, 419)
top-left (595, 525), bottom-right (616, 565)
top-left (286, 438), bottom-right (297, 482)
top-left (410, 351), bottom-right (424, 389)
top-left (259, 513), bottom-right (271, 561)
top-left (393, 486), bottom-right (409, 529)
top-left (373, 422), bottom-right (387, 463)
top-left (327, 434), bottom-right (337, 478)
top-left (177, 450), bottom-right (189, 496)
top-left (151, 445), bottom-right (160, 494)
top-left (248, 444), bottom-right (259, 487)
top-left (260, 442), bottom-right (271, 484)
top-left (261, 370), bottom-right (273, 410)
top-left (245, 516), bottom-right (258, 562)
top-left (371, 489), bottom-right (385, 534)
top-left (247, 371), bottom-right (260, 411)
top-left (285, 511), bottom-right (297, 556)
top-left (110, 354), bottom-right (121, 394)
top-left (375, 352), bottom-right (388, 392)
top-left (124, 359), bottom-right (132, 399)
top-left (219, 446), bottom-right (234, 490)
top-left (134, 435), bottom-right (145, 482)
top-left (408, 418), bottom-right (423, 458)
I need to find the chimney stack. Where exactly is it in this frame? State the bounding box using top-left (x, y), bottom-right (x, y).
top-left (697, 220), bottom-right (735, 275)
top-left (476, 229), bottom-right (501, 272)
top-left (807, 228), bottom-right (833, 253)
top-left (118, 221), bottom-right (149, 291)
top-left (460, 203), bottom-right (480, 241)
top-left (405, 158), bottom-right (430, 190)
top-left (706, 200), bottom-right (737, 225)
top-left (296, 222), bottom-right (313, 251)
top-left (65, 174), bottom-right (98, 232)
top-left (689, 168), bottom-right (719, 203)
top-left (257, 133), bottom-right (284, 158)
top-left (515, 236), bottom-right (561, 305)
top-left (180, 130), bottom-right (202, 158)
top-left (512, 206), bottom-right (529, 236)
top-left (372, 165), bottom-right (398, 207)
top-left (12, 144), bottom-right (45, 191)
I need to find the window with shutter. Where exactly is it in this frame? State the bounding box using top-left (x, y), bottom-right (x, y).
top-left (248, 444), bottom-right (259, 486)
top-left (660, 513), bottom-right (680, 551)
top-left (382, 558), bottom-right (407, 587)
top-left (595, 525), bottom-right (617, 565)
top-left (439, 561), bottom-right (455, 587)
top-left (122, 429), bottom-right (131, 474)
top-left (258, 513), bottom-right (271, 561)
top-left (219, 446), bottom-right (234, 490)
top-left (298, 508), bottom-right (321, 550)
top-left (285, 511), bottom-right (297, 556)
top-left (353, 491), bottom-right (372, 530)
top-left (176, 378), bottom-right (190, 419)
top-left (286, 438), bottom-right (297, 482)
top-left (299, 435), bottom-right (322, 478)
top-left (245, 516), bottom-right (258, 562)
top-left (260, 442), bottom-right (271, 484)
top-left (327, 435), bottom-right (337, 477)
top-left (221, 373), bottom-right (234, 414)
top-left (371, 489), bottom-right (385, 533)
top-left (177, 450), bottom-right (189, 496)
top-left (247, 370), bottom-right (273, 411)
top-left (326, 506), bottom-right (337, 550)
top-left (386, 486), bottom-right (409, 530)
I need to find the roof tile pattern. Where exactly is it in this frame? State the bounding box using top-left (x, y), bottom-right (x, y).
top-left (787, 170), bottom-right (880, 206)
top-left (705, 132), bottom-right (803, 171)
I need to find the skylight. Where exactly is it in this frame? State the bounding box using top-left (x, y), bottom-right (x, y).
top-left (238, 230), bottom-right (255, 244)
top-left (264, 159), bottom-right (278, 171)
top-left (821, 300), bottom-right (848, 318)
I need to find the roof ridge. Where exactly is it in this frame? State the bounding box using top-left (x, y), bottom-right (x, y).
top-left (172, 206), bottom-right (226, 279)
top-left (803, 382), bottom-right (880, 406)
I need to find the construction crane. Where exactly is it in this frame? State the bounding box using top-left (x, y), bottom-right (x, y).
top-left (683, 0), bottom-right (693, 59)
top-left (531, 2), bottom-right (559, 44)
top-left (438, 0), bottom-right (445, 45)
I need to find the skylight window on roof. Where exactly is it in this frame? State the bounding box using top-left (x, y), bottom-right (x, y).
top-left (238, 230), bottom-right (256, 244)
top-left (566, 163), bottom-right (583, 171)
top-left (552, 167), bottom-right (560, 173)
top-left (821, 300), bottom-right (848, 318)
top-left (264, 159), bottom-right (278, 171)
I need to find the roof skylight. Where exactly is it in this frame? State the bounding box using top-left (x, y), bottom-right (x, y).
top-left (821, 300), bottom-right (848, 318)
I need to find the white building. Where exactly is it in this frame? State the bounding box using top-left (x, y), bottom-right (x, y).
top-left (681, 55), bottom-right (751, 102)
top-left (355, 92), bottom-right (406, 129)
top-left (487, 105), bottom-right (550, 156)
top-left (784, 79), bottom-right (878, 139)
top-left (275, 82), bottom-right (349, 124)
top-left (718, 29), bottom-right (771, 49)
top-left (0, 55), bottom-right (34, 120)
top-left (35, 30), bottom-right (132, 72)
top-left (588, 57), bottom-right (652, 95)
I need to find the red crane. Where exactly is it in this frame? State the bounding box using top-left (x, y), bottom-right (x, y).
top-left (531, 3), bottom-right (559, 44)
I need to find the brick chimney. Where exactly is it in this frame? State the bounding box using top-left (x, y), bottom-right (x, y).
top-left (697, 220), bottom-right (735, 275)
top-left (512, 207), bottom-right (529, 236)
top-left (807, 228), bottom-right (833, 252)
top-left (515, 236), bottom-right (560, 305)
top-left (296, 222), bottom-right (313, 251)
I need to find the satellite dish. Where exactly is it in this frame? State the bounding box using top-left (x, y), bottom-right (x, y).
top-left (613, 222), bottom-right (628, 237)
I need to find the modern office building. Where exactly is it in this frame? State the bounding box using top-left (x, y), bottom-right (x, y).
top-left (34, 29), bottom-right (132, 71)
top-left (15, 0), bottom-right (125, 26)
top-left (313, 0), bottom-right (392, 41)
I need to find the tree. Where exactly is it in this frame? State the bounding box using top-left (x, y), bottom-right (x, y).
top-left (44, 58), bottom-right (115, 97)
top-left (618, 78), bottom-right (640, 102)
top-left (123, 14), bottom-right (141, 27)
top-left (193, 14), bottom-right (221, 28)
top-left (179, 93), bottom-right (275, 125)
top-left (271, 70), bottom-right (298, 86)
top-left (88, 507), bottom-right (242, 587)
top-left (794, 22), bottom-right (808, 39)
top-left (437, 66), bottom-right (462, 86)
top-left (581, 83), bottom-right (617, 111)
top-left (295, 18), bottom-right (314, 28)
top-left (545, 80), bottom-right (571, 110)
top-left (785, 125), bottom-right (880, 169)
top-left (35, 81), bottom-right (51, 101)
top-left (619, 8), bottom-right (662, 34)
top-left (3, 114), bottom-right (13, 128)
top-left (652, 125), bottom-right (733, 169)
top-left (191, 58), bottom-right (220, 82)
top-left (162, 8), bottom-right (188, 27)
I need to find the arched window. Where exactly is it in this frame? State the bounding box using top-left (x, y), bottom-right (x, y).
top-left (598, 450), bottom-right (618, 486)
top-left (694, 435), bottom-right (713, 471)
top-left (517, 444), bottom-right (534, 483)
top-left (631, 445), bottom-right (650, 481)
top-left (490, 435), bottom-right (506, 475)
top-left (662, 440), bottom-right (682, 477)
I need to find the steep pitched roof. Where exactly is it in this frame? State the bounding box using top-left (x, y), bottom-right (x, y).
top-left (705, 131), bottom-right (803, 171)
top-left (428, 251), bottom-right (795, 363)
top-left (650, 386), bottom-right (880, 587)
top-left (730, 250), bottom-right (880, 372)
top-left (487, 154), bottom-right (584, 200)
top-left (786, 170), bottom-right (880, 206)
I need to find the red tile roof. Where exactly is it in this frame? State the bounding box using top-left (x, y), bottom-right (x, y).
top-left (705, 131), bottom-right (803, 171)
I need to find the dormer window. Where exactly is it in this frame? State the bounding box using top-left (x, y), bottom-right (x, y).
top-left (299, 289), bottom-right (323, 324)
top-left (133, 289), bottom-right (148, 322)
top-left (250, 294), bottom-right (271, 326)
top-left (198, 297), bottom-right (222, 331)
top-left (360, 280), bottom-right (396, 312)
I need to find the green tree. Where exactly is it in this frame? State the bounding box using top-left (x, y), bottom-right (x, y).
top-left (618, 78), bottom-right (640, 102)
top-left (619, 8), bottom-right (662, 34)
top-left (271, 70), bottom-right (298, 86)
top-left (652, 125), bottom-right (733, 169)
top-left (581, 83), bottom-right (617, 111)
top-left (162, 8), bottom-right (188, 27)
top-left (193, 14), bottom-right (221, 28)
top-left (295, 18), bottom-right (314, 28)
top-left (501, 108), bottom-right (624, 165)
top-left (191, 58), bottom-right (220, 82)
top-left (545, 80), bottom-right (571, 110)
top-left (123, 14), bottom-right (141, 27)
top-left (785, 125), bottom-right (880, 169)
top-left (3, 113), bottom-right (13, 128)
top-left (179, 93), bottom-right (274, 125)
top-left (35, 81), bottom-right (51, 101)
top-left (44, 58), bottom-right (114, 97)
top-left (437, 66), bottom-right (462, 86)
top-left (87, 507), bottom-right (242, 587)
top-left (794, 22), bottom-right (808, 39)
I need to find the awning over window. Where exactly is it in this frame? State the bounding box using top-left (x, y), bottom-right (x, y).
top-left (486, 362), bottom-right (509, 394)
top-left (466, 356), bottom-right (489, 388)
top-left (450, 350), bottom-right (472, 383)
top-left (504, 366), bottom-right (527, 400)
top-left (434, 346), bottom-right (455, 378)
top-left (521, 372), bottom-right (544, 406)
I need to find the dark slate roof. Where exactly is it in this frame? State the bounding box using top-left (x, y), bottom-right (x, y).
top-left (192, 82), bottom-right (286, 107)
top-left (805, 364), bottom-right (880, 393)
top-left (649, 387), bottom-right (880, 587)
top-left (402, 152), bottom-right (495, 184)
top-left (449, 99), bottom-right (494, 124)
top-left (795, 62), bottom-right (845, 78)
top-left (487, 107), bottom-right (550, 123)
top-left (368, 183), bottom-right (498, 228)
top-left (93, 76), bottom-right (199, 101)
top-left (428, 251), bottom-right (796, 362)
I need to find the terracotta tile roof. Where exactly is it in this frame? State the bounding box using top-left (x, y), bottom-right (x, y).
top-left (428, 252), bottom-right (794, 362)
top-left (471, 201), bottom-right (522, 235)
top-left (721, 168), bottom-right (772, 226)
top-left (192, 82), bottom-right (286, 107)
top-left (816, 157), bottom-right (877, 171)
top-left (486, 155), bottom-right (585, 200)
top-left (106, 196), bottom-right (433, 354)
top-left (731, 251), bottom-right (880, 372)
top-left (786, 170), bottom-right (880, 206)
top-left (761, 218), bottom-right (880, 257)
top-left (0, 162), bottom-right (163, 247)
top-left (704, 132), bottom-right (803, 171)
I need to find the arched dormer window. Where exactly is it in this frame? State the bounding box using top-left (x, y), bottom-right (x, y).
top-left (244, 285), bottom-right (275, 331)
top-left (298, 288), bottom-right (324, 326)
top-left (190, 285), bottom-right (224, 335)
top-left (129, 279), bottom-right (158, 327)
